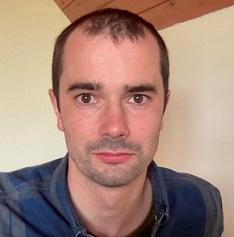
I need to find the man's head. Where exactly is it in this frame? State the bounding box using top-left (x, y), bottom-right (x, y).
top-left (52, 8), bottom-right (169, 107)
top-left (50, 8), bottom-right (170, 187)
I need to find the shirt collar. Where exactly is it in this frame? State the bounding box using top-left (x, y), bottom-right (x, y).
top-left (148, 161), bottom-right (170, 225)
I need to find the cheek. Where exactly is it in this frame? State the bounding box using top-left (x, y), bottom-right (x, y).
top-left (130, 114), bottom-right (163, 146)
top-left (62, 116), bottom-right (95, 157)
top-left (60, 106), bottom-right (100, 143)
top-left (131, 110), bottom-right (163, 133)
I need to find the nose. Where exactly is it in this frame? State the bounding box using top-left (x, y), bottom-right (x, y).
top-left (99, 103), bottom-right (130, 139)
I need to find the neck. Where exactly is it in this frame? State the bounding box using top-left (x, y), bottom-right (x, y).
top-left (67, 158), bottom-right (153, 237)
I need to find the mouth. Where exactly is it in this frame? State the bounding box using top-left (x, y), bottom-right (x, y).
top-left (93, 151), bottom-right (134, 164)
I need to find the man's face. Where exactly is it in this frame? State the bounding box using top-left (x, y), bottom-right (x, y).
top-left (50, 29), bottom-right (167, 187)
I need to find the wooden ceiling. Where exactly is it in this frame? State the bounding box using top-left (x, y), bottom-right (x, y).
top-left (54, 0), bottom-right (234, 30)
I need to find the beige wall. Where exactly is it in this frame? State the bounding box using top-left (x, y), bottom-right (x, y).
top-left (0, 1), bottom-right (233, 236)
top-left (158, 6), bottom-right (234, 237)
top-left (0, 0), bottom-right (68, 170)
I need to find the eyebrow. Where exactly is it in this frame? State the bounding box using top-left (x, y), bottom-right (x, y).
top-left (124, 84), bottom-right (157, 93)
top-left (67, 82), bottom-right (102, 92)
top-left (67, 82), bottom-right (157, 94)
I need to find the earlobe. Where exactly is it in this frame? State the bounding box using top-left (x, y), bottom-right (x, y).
top-left (48, 89), bottom-right (64, 132)
top-left (48, 89), bottom-right (60, 113)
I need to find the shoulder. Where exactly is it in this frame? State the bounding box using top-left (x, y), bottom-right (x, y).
top-left (160, 166), bottom-right (219, 192)
top-left (0, 157), bottom-right (73, 236)
top-left (159, 166), bottom-right (222, 204)
top-left (157, 166), bottom-right (223, 236)
top-left (0, 158), bottom-right (64, 197)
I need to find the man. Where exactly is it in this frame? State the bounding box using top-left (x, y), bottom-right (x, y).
top-left (0, 8), bottom-right (223, 237)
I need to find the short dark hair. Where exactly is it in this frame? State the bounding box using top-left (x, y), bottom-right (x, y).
top-left (52, 8), bottom-right (169, 104)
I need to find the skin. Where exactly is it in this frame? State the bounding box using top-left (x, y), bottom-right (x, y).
top-left (49, 28), bottom-right (169, 237)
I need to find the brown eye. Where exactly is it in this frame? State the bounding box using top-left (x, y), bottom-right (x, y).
top-left (81, 94), bottom-right (91, 103)
top-left (133, 94), bottom-right (144, 104)
top-left (128, 94), bottom-right (150, 105)
top-left (77, 93), bottom-right (96, 104)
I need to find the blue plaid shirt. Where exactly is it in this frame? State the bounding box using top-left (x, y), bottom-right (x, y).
top-left (0, 156), bottom-right (223, 237)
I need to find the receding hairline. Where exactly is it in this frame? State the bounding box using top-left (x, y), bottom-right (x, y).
top-left (66, 22), bottom-right (160, 46)
top-left (61, 23), bottom-right (162, 71)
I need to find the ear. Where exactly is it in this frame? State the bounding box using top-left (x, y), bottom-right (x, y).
top-left (160, 90), bottom-right (170, 130)
top-left (48, 89), bottom-right (64, 132)
top-left (164, 90), bottom-right (170, 112)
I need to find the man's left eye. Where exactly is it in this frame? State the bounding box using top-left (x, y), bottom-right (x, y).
top-left (128, 94), bottom-right (149, 104)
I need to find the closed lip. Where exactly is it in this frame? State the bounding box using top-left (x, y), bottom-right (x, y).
top-left (93, 151), bottom-right (134, 163)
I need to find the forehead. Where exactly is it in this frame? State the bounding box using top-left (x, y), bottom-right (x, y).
top-left (61, 27), bottom-right (162, 86)
top-left (65, 26), bottom-right (160, 59)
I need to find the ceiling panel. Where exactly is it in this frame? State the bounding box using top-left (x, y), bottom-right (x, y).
top-left (62, 0), bottom-right (113, 22)
top-left (54, 0), bottom-right (234, 29)
top-left (54, 0), bottom-right (73, 10)
top-left (99, 0), bottom-right (166, 14)
top-left (140, 0), bottom-right (234, 29)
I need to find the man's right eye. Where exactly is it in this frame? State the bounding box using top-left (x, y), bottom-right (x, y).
top-left (76, 93), bottom-right (97, 104)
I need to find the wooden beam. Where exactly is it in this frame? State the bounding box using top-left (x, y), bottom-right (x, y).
top-left (54, 0), bottom-right (74, 10)
top-left (141, 0), bottom-right (234, 30)
top-left (100, 0), bottom-right (166, 14)
top-left (63, 0), bottom-right (113, 22)
top-left (54, 0), bottom-right (234, 29)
